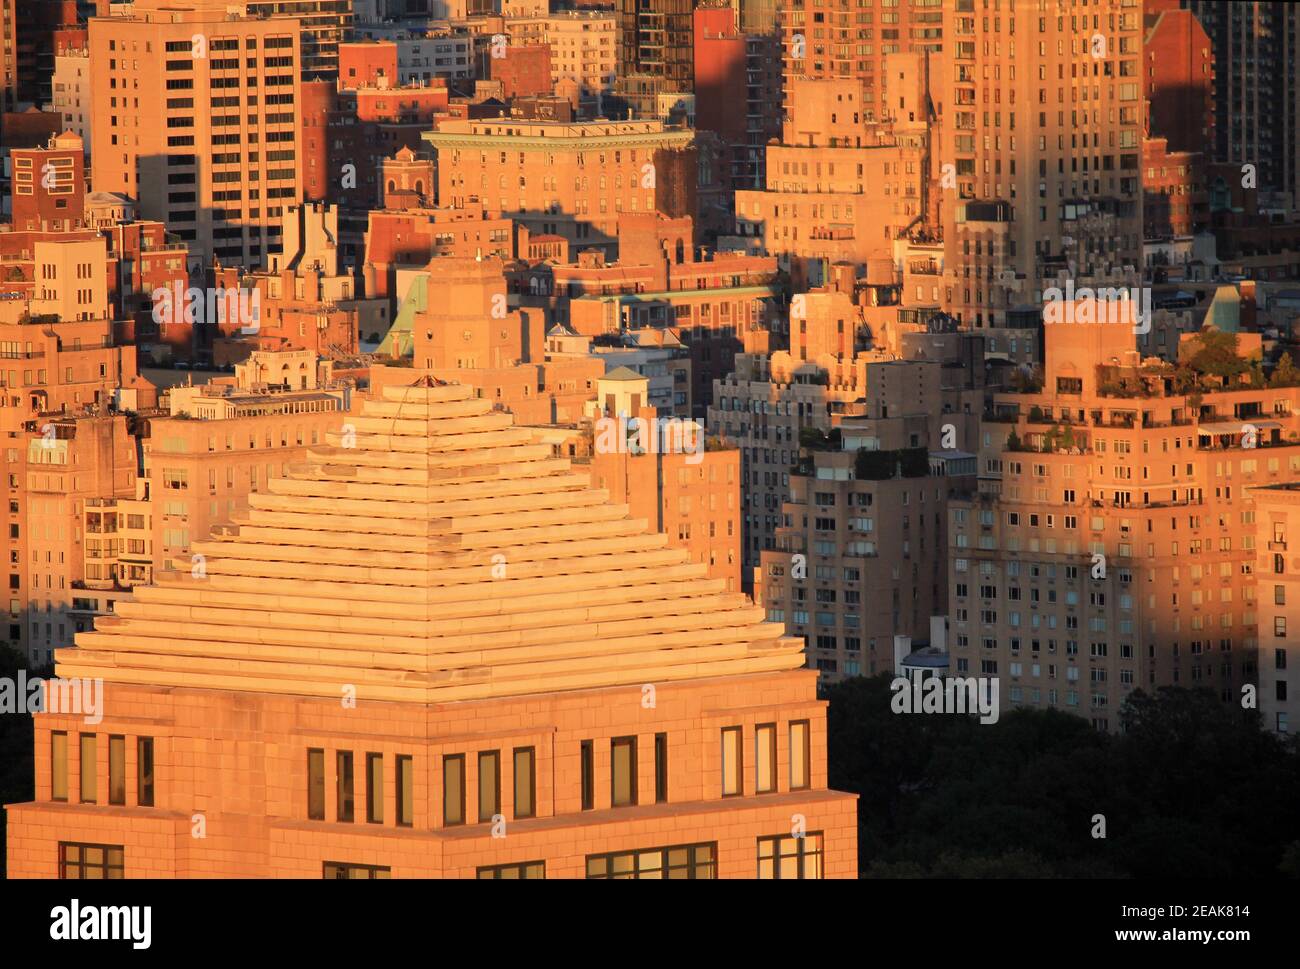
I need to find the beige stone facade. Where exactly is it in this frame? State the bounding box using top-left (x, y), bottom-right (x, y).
top-left (950, 319), bottom-right (1300, 729)
top-left (1252, 483), bottom-right (1300, 735)
top-left (88, 9), bottom-right (305, 267)
top-left (6, 380), bottom-right (857, 878)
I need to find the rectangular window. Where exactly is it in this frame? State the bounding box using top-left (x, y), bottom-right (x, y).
top-left (336, 751), bottom-right (354, 823)
top-left (580, 740), bottom-right (594, 811)
top-left (611, 736), bottom-right (637, 807)
top-left (323, 861), bottom-right (390, 879)
top-left (307, 748), bottom-right (325, 820)
top-left (757, 833), bottom-right (824, 879)
top-left (137, 737), bottom-right (155, 807)
top-left (108, 736), bottom-right (126, 806)
top-left (478, 750), bottom-right (500, 823)
top-left (654, 733), bottom-right (668, 804)
top-left (721, 726), bottom-right (742, 797)
top-left (790, 721), bottom-right (811, 790)
top-left (513, 747), bottom-right (535, 819)
top-left (443, 754), bottom-right (465, 826)
top-left (366, 753), bottom-right (383, 824)
top-left (396, 755), bottom-right (413, 827)
top-left (586, 842), bottom-right (716, 879)
top-left (756, 723), bottom-right (777, 793)
top-left (477, 860), bottom-right (545, 879)
top-left (59, 842), bottom-right (124, 879)
top-left (79, 734), bottom-right (96, 803)
top-left (51, 731), bottom-right (67, 801)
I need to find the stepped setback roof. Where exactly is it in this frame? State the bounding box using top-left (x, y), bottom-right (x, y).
top-left (58, 381), bottom-right (802, 702)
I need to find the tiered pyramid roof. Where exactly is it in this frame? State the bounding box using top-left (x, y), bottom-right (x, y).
top-left (59, 381), bottom-right (804, 702)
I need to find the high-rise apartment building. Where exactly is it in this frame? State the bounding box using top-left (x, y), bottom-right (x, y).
top-left (1141, 2), bottom-right (1214, 242)
top-left (617, 0), bottom-right (695, 102)
top-left (143, 353), bottom-right (354, 566)
top-left (123, 0), bottom-right (351, 81)
top-left (6, 380), bottom-right (858, 878)
top-left (1187, 1), bottom-right (1300, 205)
top-left (576, 368), bottom-right (744, 592)
top-left (694, 2), bottom-right (783, 193)
top-left (949, 315), bottom-right (1300, 731)
top-left (244, 0), bottom-right (352, 81)
top-left (739, 0), bottom-right (780, 36)
top-left (506, 10), bottom-right (618, 112)
top-left (932, 0), bottom-right (1146, 338)
top-left (1143, 1), bottom-right (1214, 156)
top-left (0, 0), bottom-right (16, 113)
top-left (88, 6), bottom-right (305, 267)
top-left (734, 75), bottom-right (929, 287)
top-left (16, 413), bottom-right (137, 668)
top-left (777, 0), bottom-right (944, 120)
top-left (760, 358), bottom-right (976, 682)
top-left (47, 31), bottom-right (92, 146)
top-left (72, 350), bottom-right (354, 633)
top-left (13, 0), bottom-right (78, 112)
top-left (1252, 482), bottom-right (1300, 736)
top-left (0, 249), bottom-right (139, 665)
top-left (0, 256), bottom-right (140, 665)
top-left (346, 25), bottom-right (473, 86)
top-left (709, 285), bottom-right (879, 582)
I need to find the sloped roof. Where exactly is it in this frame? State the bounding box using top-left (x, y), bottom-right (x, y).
top-left (601, 366), bottom-right (645, 382)
top-left (1205, 284), bottom-right (1241, 332)
top-left (58, 381), bottom-right (798, 703)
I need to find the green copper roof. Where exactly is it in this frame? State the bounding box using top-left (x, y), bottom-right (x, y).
top-left (377, 274), bottom-right (426, 358)
top-left (1204, 284), bottom-right (1241, 333)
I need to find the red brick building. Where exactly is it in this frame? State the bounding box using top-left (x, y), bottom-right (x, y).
top-left (301, 80), bottom-right (339, 204)
top-left (363, 202), bottom-right (524, 304)
top-left (1144, 1), bottom-right (1215, 155)
top-left (1141, 3), bottom-right (1215, 241)
top-left (10, 131), bottom-right (85, 232)
top-left (484, 44), bottom-right (553, 100)
top-left (692, 3), bottom-right (779, 193)
top-left (1143, 136), bottom-right (1209, 239)
top-left (338, 40), bottom-right (399, 91)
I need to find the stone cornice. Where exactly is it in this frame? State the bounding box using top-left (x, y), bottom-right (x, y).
top-left (423, 129), bottom-right (695, 152)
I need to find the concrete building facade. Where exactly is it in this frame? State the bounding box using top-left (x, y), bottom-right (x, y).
top-left (88, 8), bottom-right (304, 267)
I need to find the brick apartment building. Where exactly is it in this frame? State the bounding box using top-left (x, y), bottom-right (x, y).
top-left (505, 10), bottom-right (617, 114)
top-left (777, 0), bottom-right (943, 120)
top-left (733, 76), bottom-right (929, 288)
top-left (566, 367), bottom-right (743, 593)
top-left (425, 118), bottom-right (697, 251)
top-left (760, 355), bottom-right (977, 682)
top-left (950, 314), bottom-right (1300, 730)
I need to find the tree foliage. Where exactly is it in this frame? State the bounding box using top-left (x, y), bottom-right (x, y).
top-left (1182, 328), bottom-right (1250, 379)
top-left (826, 675), bottom-right (1300, 878)
top-left (0, 646), bottom-right (37, 878)
top-left (1271, 353), bottom-right (1299, 388)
